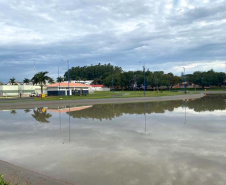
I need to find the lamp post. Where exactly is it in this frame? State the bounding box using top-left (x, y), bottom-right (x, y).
top-left (139, 62), bottom-right (145, 96)
top-left (62, 60), bottom-right (70, 99)
top-left (67, 60), bottom-right (70, 99)
top-left (183, 67), bottom-right (186, 94)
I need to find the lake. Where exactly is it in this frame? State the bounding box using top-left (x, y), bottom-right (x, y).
top-left (0, 94), bottom-right (226, 185)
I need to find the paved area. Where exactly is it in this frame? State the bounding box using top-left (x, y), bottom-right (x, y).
top-left (0, 94), bottom-right (205, 110)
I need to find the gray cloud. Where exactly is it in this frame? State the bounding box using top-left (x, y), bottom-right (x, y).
top-left (0, 0), bottom-right (226, 83)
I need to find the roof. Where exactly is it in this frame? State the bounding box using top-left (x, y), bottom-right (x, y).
top-left (91, 85), bottom-right (103, 87)
top-left (48, 105), bottom-right (92, 113)
top-left (47, 82), bottom-right (91, 88)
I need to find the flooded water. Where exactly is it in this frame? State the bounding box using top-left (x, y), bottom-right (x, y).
top-left (0, 94), bottom-right (226, 185)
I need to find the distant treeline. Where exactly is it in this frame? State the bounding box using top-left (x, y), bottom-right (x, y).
top-left (64, 63), bottom-right (226, 89)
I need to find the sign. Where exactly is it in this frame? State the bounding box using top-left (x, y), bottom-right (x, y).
top-left (42, 94), bottom-right (45, 98)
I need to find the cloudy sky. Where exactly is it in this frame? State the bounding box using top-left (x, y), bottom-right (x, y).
top-left (1, 0), bottom-right (226, 83)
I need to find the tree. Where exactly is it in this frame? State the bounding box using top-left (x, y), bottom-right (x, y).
top-left (48, 77), bottom-right (54, 84)
top-left (9, 77), bottom-right (15, 85)
top-left (23, 78), bottom-right (30, 85)
top-left (57, 76), bottom-right (64, 83)
top-left (32, 108), bottom-right (52, 123)
top-left (31, 71), bottom-right (51, 94)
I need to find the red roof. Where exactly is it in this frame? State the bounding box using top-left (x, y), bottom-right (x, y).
top-left (47, 83), bottom-right (91, 87)
top-left (91, 85), bottom-right (103, 87)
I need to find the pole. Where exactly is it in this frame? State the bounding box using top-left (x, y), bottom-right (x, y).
top-left (225, 62), bottom-right (226, 91)
top-left (58, 67), bottom-right (60, 97)
top-left (169, 75), bottom-right (171, 91)
top-left (143, 65), bottom-right (145, 96)
top-left (183, 67), bottom-right (186, 94)
top-left (67, 61), bottom-right (70, 99)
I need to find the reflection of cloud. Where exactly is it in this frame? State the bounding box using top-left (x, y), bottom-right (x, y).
top-left (173, 107), bottom-right (226, 116)
top-left (0, 102), bottom-right (226, 184)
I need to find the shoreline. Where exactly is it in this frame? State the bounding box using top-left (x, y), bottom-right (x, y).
top-left (0, 93), bottom-right (204, 110)
top-left (0, 160), bottom-right (73, 185)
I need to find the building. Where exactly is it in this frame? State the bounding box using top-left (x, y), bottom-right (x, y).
top-left (47, 82), bottom-right (92, 96)
top-left (90, 85), bottom-right (110, 91)
top-left (0, 85), bottom-right (47, 96)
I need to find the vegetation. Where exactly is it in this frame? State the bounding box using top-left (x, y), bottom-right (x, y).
top-left (56, 76), bottom-right (64, 82)
top-left (23, 78), bottom-right (30, 85)
top-left (31, 71), bottom-right (52, 94)
top-left (34, 91), bottom-right (187, 101)
top-left (0, 174), bottom-right (10, 185)
top-left (9, 77), bottom-right (15, 85)
top-left (64, 64), bottom-right (226, 90)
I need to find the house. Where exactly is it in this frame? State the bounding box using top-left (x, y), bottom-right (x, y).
top-left (0, 84), bottom-right (47, 96)
top-left (90, 85), bottom-right (110, 92)
top-left (46, 82), bottom-right (92, 96)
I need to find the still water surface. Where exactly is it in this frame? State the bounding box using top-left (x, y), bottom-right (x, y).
top-left (0, 95), bottom-right (226, 185)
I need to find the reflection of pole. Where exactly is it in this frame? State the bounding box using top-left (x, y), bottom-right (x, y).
top-left (144, 102), bottom-right (146, 134)
top-left (59, 107), bottom-right (61, 132)
top-left (69, 106), bottom-right (71, 142)
top-left (184, 99), bottom-right (187, 124)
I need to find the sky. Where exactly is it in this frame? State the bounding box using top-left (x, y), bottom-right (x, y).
top-left (1, 0), bottom-right (226, 83)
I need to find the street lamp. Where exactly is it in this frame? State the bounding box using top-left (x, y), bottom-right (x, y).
top-left (183, 67), bottom-right (186, 94)
top-left (139, 62), bottom-right (145, 96)
top-left (62, 60), bottom-right (70, 98)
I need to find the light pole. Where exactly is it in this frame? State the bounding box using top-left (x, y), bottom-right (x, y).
top-left (183, 67), bottom-right (186, 94)
top-left (139, 62), bottom-right (145, 96)
top-left (67, 60), bottom-right (70, 99)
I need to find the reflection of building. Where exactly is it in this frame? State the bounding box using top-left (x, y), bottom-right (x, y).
top-left (47, 83), bottom-right (92, 96)
top-left (48, 105), bottom-right (93, 113)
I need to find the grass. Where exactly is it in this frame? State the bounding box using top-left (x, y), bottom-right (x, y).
top-left (34, 90), bottom-right (192, 101)
top-left (0, 174), bottom-right (10, 185)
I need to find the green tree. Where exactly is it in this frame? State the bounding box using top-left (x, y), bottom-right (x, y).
top-left (9, 77), bottom-right (15, 85)
top-left (32, 108), bottom-right (52, 123)
top-left (23, 78), bottom-right (30, 85)
top-left (57, 76), bottom-right (64, 82)
top-left (31, 71), bottom-right (51, 94)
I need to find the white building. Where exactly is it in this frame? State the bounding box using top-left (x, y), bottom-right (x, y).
top-left (47, 82), bottom-right (92, 96)
top-left (0, 85), bottom-right (47, 96)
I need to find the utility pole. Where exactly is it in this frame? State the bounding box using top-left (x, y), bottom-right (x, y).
top-left (183, 67), bottom-right (186, 94)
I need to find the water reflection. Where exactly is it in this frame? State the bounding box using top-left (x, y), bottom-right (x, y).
top-left (32, 108), bottom-right (52, 123)
top-left (10, 110), bottom-right (16, 115)
top-left (0, 95), bottom-right (226, 185)
top-left (26, 95), bottom-right (226, 123)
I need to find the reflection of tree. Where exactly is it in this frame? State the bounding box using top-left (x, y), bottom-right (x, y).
top-left (187, 95), bottom-right (226, 112)
top-left (10, 110), bottom-right (16, 115)
top-left (32, 108), bottom-right (52, 123)
top-left (24, 109), bottom-right (31, 113)
top-left (67, 95), bottom-right (226, 120)
top-left (68, 101), bottom-right (182, 120)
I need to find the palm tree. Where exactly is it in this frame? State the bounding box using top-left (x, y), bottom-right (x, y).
top-left (9, 77), bottom-right (15, 85)
top-left (31, 71), bottom-right (51, 94)
top-left (31, 108), bottom-right (52, 123)
top-left (48, 77), bottom-right (55, 84)
top-left (57, 76), bottom-right (64, 83)
top-left (23, 78), bottom-right (30, 85)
